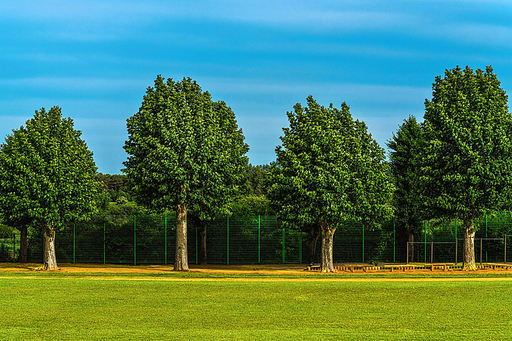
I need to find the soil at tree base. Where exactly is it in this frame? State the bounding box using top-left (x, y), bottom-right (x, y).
top-left (1, 263), bottom-right (511, 278)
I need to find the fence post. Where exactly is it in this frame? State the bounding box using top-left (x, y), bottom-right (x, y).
top-left (195, 224), bottom-right (198, 265)
top-left (258, 215), bottom-right (261, 264)
top-left (431, 241), bottom-right (433, 263)
top-left (227, 215), bottom-right (229, 266)
top-left (505, 235), bottom-right (507, 263)
top-left (164, 215), bottom-right (167, 266)
top-left (393, 217), bottom-right (396, 263)
top-left (480, 238), bottom-right (483, 264)
top-left (406, 242), bottom-right (409, 264)
top-left (485, 214), bottom-right (488, 263)
top-left (362, 224), bottom-right (365, 263)
top-left (134, 215), bottom-right (137, 266)
top-left (282, 228), bottom-right (285, 264)
top-left (73, 223), bottom-right (76, 264)
top-left (103, 218), bottom-right (106, 265)
top-left (12, 233), bottom-right (15, 263)
top-left (299, 232), bottom-right (302, 264)
top-left (455, 239), bottom-right (458, 264)
top-left (455, 218), bottom-right (458, 264)
top-left (424, 221), bottom-right (427, 263)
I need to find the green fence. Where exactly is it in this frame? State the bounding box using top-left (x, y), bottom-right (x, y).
top-left (2, 213), bottom-right (512, 265)
top-left (21, 215), bottom-right (400, 265)
top-left (0, 234), bottom-right (17, 262)
top-left (407, 214), bottom-right (512, 263)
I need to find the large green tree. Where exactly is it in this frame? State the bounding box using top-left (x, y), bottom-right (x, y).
top-left (420, 66), bottom-right (512, 270)
top-left (123, 76), bottom-right (248, 270)
top-left (0, 107), bottom-right (102, 269)
top-left (269, 96), bottom-right (393, 272)
top-left (387, 115), bottom-right (425, 261)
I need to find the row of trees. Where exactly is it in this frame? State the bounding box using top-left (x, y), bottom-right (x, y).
top-left (388, 66), bottom-right (512, 270)
top-left (0, 66), bottom-right (510, 272)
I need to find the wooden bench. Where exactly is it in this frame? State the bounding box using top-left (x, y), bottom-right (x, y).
top-left (426, 263), bottom-right (450, 271)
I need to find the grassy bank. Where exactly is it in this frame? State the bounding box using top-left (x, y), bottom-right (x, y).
top-left (1, 274), bottom-right (511, 340)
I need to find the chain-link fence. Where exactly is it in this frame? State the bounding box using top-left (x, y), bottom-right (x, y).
top-left (2, 213), bottom-right (512, 265)
top-left (0, 234), bottom-right (17, 262)
top-left (406, 213), bottom-right (512, 263)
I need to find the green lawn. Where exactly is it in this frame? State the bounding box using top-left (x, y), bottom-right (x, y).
top-left (1, 274), bottom-right (511, 340)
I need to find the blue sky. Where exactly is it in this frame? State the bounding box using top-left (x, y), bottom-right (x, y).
top-left (1, 0), bottom-right (511, 174)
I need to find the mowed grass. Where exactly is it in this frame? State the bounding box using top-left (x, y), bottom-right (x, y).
top-left (1, 274), bottom-right (512, 340)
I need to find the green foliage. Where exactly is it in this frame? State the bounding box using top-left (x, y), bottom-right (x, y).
top-left (0, 106), bottom-right (102, 231)
top-left (387, 115), bottom-right (425, 233)
top-left (420, 66), bottom-right (512, 227)
top-left (0, 221), bottom-right (14, 238)
top-left (97, 173), bottom-right (133, 202)
top-left (104, 201), bottom-right (146, 217)
top-left (229, 163), bottom-right (274, 224)
top-left (95, 173), bottom-right (147, 217)
top-left (123, 76), bottom-right (249, 221)
top-left (240, 163), bottom-right (271, 196)
top-left (229, 194), bottom-right (274, 216)
top-left (269, 96), bottom-right (394, 230)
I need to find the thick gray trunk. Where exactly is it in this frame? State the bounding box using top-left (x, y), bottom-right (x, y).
top-left (43, 224), bottom-right (58, 270)
top-left (319, 218), bottom-right (336, 273)
top-left (408, 232), bottom-right (414, 263)
top-left (174, 201), bottom-right (189, 271)
top-left (462, 225), bottom-right (476, 271)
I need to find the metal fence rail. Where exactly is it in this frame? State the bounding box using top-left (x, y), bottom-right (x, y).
top-left (2, 213), bottom-right (512, 265)
top-left (3, 215), bottom-right (400, 264)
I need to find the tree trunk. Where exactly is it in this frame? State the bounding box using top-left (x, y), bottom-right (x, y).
top-left (319, 218), bottom-right (337, 272)
top-left (408, 232), bottom-right (414, 263)
top-left (462, 225), bottom-right (477, 271)
top-left (19, 226), bottom-right (28, 263)
top-left (308, 225), bottom-right (320, 264)
top-left (200, 222), bottom-right (207, 265)
top-left (174, 201), bottom-right (189, 271)
top-left (42, 224), bottom-right (58, 270)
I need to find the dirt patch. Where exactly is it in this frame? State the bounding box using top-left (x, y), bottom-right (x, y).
top-left (0, 263), bottom-right (308, 275)
top-left (1, 262), bottom-right (512, 278)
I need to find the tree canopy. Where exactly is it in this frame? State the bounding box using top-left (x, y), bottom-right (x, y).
top-left (0, 106), bottom-right (101, 269)
top-left (269, 96), bottom-right (393, 272)
top-left (420, 65), bottom-right (512, 270)
top-left (123, 76), bottom-right (248, 270)
top-left (387, 115), bottom-right (425, 260)
top-left (239, 163), bottom-right (271, 197)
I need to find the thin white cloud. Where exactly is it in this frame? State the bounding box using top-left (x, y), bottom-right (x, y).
top-left (0, 1), bottom-right (416, 37)
top-left (0, 77), bottom-right (146, 92)
top-left (3, 0), bottom-right (510, 49)
top-left (427, 23), bottom-right (512, 48)
top-left (0, 0), bottom-right (143, 22)
top-left (0, 76), bottom-right (430, 108)
top-left (201, 77), bottom-right (430, 106)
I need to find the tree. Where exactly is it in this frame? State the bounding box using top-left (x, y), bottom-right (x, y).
top-left (97, 173), bottom-right (133, 202)
top-left (0, 107), bottom-right (102, 269)
top-left (387, 115), bottom-right (425, 261)
top-left (420, 66), bottom-right (512, 270)
top-left (123, 76), bottom-right (248, 270)
top-left (269, 96), bottom-right (393, 272)
top-left (240, 164), bottom-right (271, 197)
top-left (229, 194), bottom-right (273, 216)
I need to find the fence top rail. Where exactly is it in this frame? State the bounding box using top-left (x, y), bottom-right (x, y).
top-left (408, 241), bottom-right (456, 244)
top-left (408, 238), bottom-right (505, 244)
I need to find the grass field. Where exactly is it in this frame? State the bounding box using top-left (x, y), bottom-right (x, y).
top-left (1, 270), bottom-right (512, 340)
